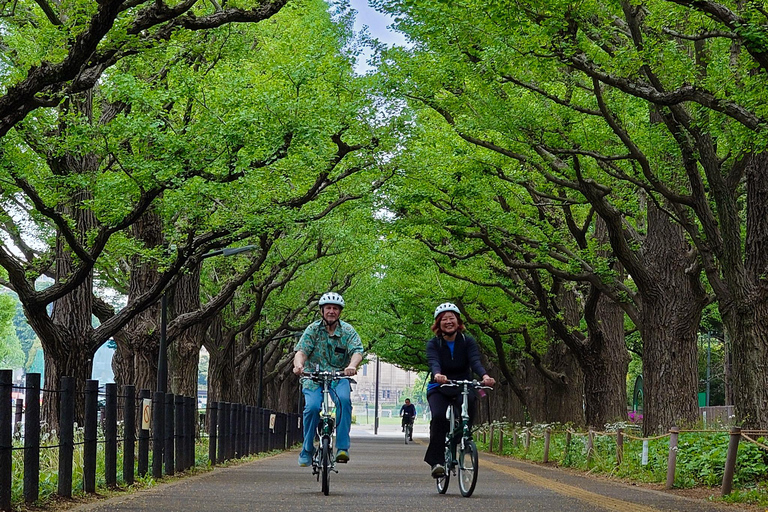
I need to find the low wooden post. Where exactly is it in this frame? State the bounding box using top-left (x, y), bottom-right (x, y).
top-left (498, 427), bottom-right (504, 453)
top-left (123, 385), bottom-right (135, 485)
top-left (666, 427), bottom-right (680, 489)
top-left (0, 370), bottom-right (12, 512)
top-left (565, 431), bottom-right (572, 463)
top-left (587, 429), bottom-right (594, 464)
top-left (489, 425), bottom-right (494, 453)
top-left (209, 402), bottom-right (218, 466)
top-left (23, 373), bottom-right (40, 504)
top-left (513, 429), bottom-right (518, 447)
top-left (13, 398), bottom-right (22, 435)
top-left (105, 383), bottom-right (117, 488)
top-left (137, 389), bottom-right (150, 477)
top-left (58, 377), bottom-right (75, 497)
top-left (721, 427), bottom-right (741, 496)
top-left (525, 429), bottom-right (531, 453)
top-left (616, 428), bottom-right (624, 466)
top-left (543, 428), bottom-right (551, 463)
top-left (83, 379), bottom-right (99, 493)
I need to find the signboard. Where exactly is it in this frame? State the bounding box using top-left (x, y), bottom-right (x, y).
top-left (269, 413), bottom-right (276, 431)
top-left (141, 398), bottom-right (152, 430)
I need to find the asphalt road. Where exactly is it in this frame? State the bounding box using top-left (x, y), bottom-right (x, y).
top-left (72, 425), bottom-right (746, 512)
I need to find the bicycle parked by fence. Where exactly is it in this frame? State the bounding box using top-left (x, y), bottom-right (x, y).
top-left (435, 379), bottom-right (492, 497)
top-left (300, 370), bottom-right (355, 495)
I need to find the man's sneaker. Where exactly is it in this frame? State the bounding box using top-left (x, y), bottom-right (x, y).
top-left (335, 450), bottom-right (349, 463)
top-left (298, 451), bottom-right (312, 467)
top-left (431, 464), bottom-right (445, 478)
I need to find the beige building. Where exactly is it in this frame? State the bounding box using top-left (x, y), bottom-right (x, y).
top-left (352, 354), bottom-right (419, 407)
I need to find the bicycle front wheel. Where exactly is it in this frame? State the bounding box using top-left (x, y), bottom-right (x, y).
top-left (321, 436), bottom-right (331, 495)
top-left (458, 439), bottom-right (478, 497)
top-left (405, 424), bottom-right (411, 444)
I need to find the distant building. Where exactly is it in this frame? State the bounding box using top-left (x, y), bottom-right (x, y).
top-left (352, 354), bottom-right (418, 406)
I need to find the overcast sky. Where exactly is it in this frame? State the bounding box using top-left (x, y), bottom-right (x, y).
top-left (348, 0), bottom-right (408, 72)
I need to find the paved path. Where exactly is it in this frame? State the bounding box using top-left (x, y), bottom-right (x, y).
top-left (73, 425), bottom-right (745, 512)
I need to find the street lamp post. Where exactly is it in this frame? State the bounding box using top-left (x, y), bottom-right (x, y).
top-left (156, 244), bottom-right (260, 394)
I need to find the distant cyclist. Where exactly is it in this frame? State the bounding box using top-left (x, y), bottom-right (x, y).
top-left (293, 292), bottom-right (364, 466)
top-left (400, 398), bottom-right (416, 439)
top-left (425, 302), bottom-right (495, 478)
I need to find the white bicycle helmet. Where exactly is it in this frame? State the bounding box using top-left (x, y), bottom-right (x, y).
top-left (318, 292), bottom-right (345, 308)
top-left (434, 302), bottom-right (460, 318)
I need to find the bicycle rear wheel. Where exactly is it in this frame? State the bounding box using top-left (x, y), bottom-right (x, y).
top-left (321, 436), bottom-right (331, 495)
top-left (458, 439), bottom-right (478, 497)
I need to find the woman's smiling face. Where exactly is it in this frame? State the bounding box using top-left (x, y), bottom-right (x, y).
top-left (439, 312), bottom-right (458, 334)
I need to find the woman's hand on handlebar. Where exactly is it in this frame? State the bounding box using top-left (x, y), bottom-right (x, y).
top-left (481, 374), bottom-right (495, 387)
top-left (343, 366), bottom-right (357, 376)
top-left (293, 364), bottom-right (304, 376)
top-left (434, 373), bottom-right (448, 384)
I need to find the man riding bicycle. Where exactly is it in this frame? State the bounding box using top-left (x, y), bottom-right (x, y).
top-left (293, 292), bottom-right (364, 467)
top-left (400, 398), bottom-right (416, 439)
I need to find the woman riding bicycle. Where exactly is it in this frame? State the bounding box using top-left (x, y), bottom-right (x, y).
top-left (425, 303), bottom-right (495, 478)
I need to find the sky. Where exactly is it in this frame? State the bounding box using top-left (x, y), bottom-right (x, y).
top-left (348, 0), bottom-right (408, 72)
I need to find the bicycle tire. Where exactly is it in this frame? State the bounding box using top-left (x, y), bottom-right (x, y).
top-left (436, 444), bottom-right (452, 494)
top-left (405, 423), bottom-right (412, 444)
top-left (458, 439), bottom-right (479, 497)
top-left (321, 436), bottom-right (331, 495)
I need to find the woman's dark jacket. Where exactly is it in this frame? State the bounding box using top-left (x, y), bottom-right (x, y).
top-left (426, 332), bottom-right (487, 394)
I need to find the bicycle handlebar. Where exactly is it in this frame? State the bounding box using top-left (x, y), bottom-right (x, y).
top-left (300, 370), bottom-right (357, 384)
top-left (440, 379), bottom-right (493, 391)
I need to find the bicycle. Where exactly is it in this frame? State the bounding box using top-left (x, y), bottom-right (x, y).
top-left (435, 379), bottom-right (492, 497)
top-left (403, 415), bottom-right (414, 444)
top-left (300, 370), bottom-right (354, 496)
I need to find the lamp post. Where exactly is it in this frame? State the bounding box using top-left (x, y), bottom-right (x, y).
top-left (156, 244), bottom-right (260, 393)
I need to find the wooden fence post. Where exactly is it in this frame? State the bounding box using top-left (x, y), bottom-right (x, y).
top-left (489, 425), bottom-right (494, 453)
top-left (13, 398), bottom-right (22, 436)
top-left (105, 383), bottom-right (117, 488)
top-left (175, 395), bottom-right (185, 471)
top-left (721, 426), bottom-right (741, 496)
top-left (543, 428), bottom-right (551, 463)
top-left (666, 427), bottom-right (679, 489)
top-left (525, 429), bottom-right (531, 453)
top-left (616, 428), bottom-right (624, 466)
top-left (0, 370), bottom-right (11, 512)
top-left (513, 429), bottom-right (518, 448)
top-left (23, 373), bottom-right (40, 504)
top-left (83, 379), bottom-right (99, 493)
top-left (164, 393), bottom-right (174, 476)
top-left (58, 376), bottom-right (75, 497)
top-left (498, 427), bottom-right (504, 454)
top-left (565, 431), bottom-right (572, 463)
top-left (123, 385), bottom-right (135, 485)
top-left (137, 389), bottom-right (150, 477)
top-left (587, 429), bottom-right (594, 464)
top-left (209, 402), bottom-right (218, 465)
top-left (152, 390), bottom-right (165, 478)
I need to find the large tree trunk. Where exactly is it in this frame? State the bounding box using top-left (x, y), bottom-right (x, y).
top-left (40, 184), bottom-right (98, 426)
top-left (581, 291), bottom-right (630, 427)
top-left (640, 203), bottom-right (704, 435)
top-left (169, 267), bottom-right (204, 397)
top-left (725, 152), bottom-right (768, 428)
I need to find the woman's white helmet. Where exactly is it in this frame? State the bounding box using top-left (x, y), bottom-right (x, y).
top-left (434, 302), bottom-right (460, 318)
top-left (319, 292), bottom-right (345, 308)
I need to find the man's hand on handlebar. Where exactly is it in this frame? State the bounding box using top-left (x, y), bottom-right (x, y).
top-left (481, 374), bottom-right (496, 387)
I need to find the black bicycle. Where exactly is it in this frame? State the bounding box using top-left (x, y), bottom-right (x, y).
top-left (300, 370), bottom-right (354, 495)
top-left (435, 379), bottom-right (492, 497)
top-left (403, 415), bottom-right (414, 444)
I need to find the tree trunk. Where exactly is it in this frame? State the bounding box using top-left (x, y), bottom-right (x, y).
top-left (168, 266), bottom-right (204, 397)
top-left (640, 203), bottom-right (704, 435)
top-left (725, 152), bottom-right (768, 428)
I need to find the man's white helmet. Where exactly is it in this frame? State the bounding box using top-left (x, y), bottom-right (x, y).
top-left (434, 302), bottom-right (460, 318)
top-left (319, 292), bottom-right (345, 308)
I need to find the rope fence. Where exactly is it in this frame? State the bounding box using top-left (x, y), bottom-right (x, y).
top-left (478, 421), bottom-right (768, 496)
